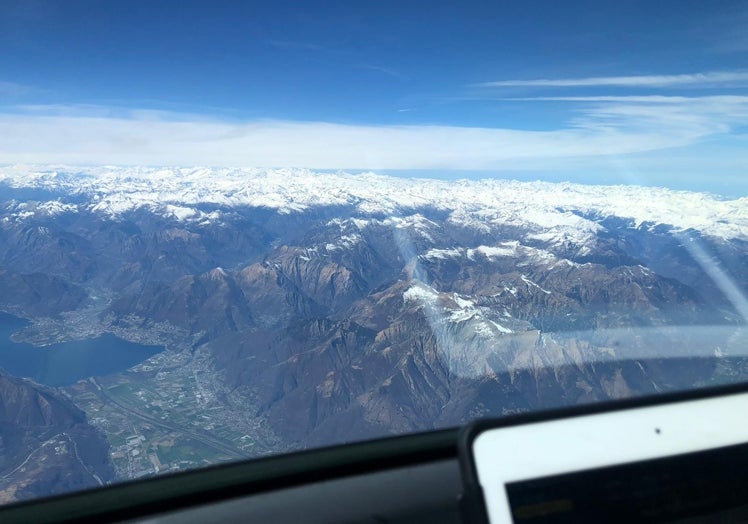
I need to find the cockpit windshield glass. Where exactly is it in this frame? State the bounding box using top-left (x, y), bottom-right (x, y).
top-left (0, 0), bottom-right (747, 505)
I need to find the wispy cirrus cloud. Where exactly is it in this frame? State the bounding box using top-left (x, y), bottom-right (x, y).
top-left (444, 71), bottom-right (748, 192)
top-left (489, 95), bottom-right (748, 137)
top-left (0, 100), bottom-right (741, 169)
top-left (495, 95), bottom-right (748, 135)
top-left (474, 71), bottom-right (748, 88)
top-left (1, 89), bottom-right (747, 196)
top-left (0, 80), bottom-right (44, 97)
top-left (356, 64), bottom-right (403, 78)
top-left (499, 95), bottom-right (748, 103)
top-left (566, 97), bottom-right (746, 137)
top-left (265, 38), bottom-right (355, 58)
top-left (265, 40), bottom-right (400, 79)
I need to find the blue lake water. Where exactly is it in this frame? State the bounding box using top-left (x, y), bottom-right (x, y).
top-left (0, 312), bottom-right (163, 387)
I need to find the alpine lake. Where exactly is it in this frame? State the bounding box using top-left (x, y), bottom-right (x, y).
top-left (0, 312), bottom-right (162, 387)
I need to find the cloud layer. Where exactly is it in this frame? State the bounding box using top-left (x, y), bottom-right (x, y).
top-left (1, 95), bottom-right (746, 169)
top-left (1, 71), bottom-right (747, 194)
top-left (475, 71), bottom-right (748, 88)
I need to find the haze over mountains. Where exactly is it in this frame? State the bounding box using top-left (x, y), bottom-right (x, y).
top-left (0, 166), bottom-right (746, 500)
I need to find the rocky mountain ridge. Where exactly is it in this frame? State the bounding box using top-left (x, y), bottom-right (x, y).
top-left (0, 166), bottom-right (746, 493)
top-left (0, 371), bottom-right (113, 504)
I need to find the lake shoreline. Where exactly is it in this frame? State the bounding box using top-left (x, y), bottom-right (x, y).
top-left (0, 312), bottom-right (164, 387)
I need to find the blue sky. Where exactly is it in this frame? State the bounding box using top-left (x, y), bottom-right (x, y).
top-left (1, 0), bottom-right (748, 195)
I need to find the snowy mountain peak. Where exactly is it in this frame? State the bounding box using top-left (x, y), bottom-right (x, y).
top-left (0, 165), bottom-right (746, 241)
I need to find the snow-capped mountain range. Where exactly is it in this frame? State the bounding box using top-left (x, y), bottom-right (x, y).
top-left (1, 165), bottom-right (746, 241)
top-left (0, 164), bottom-right (747, 498)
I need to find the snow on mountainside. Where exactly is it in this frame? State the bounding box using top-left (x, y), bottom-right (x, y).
top-left (1, 165), bottom-right (746, 241)
top-left (1, 164), bottom-right (747, 479)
